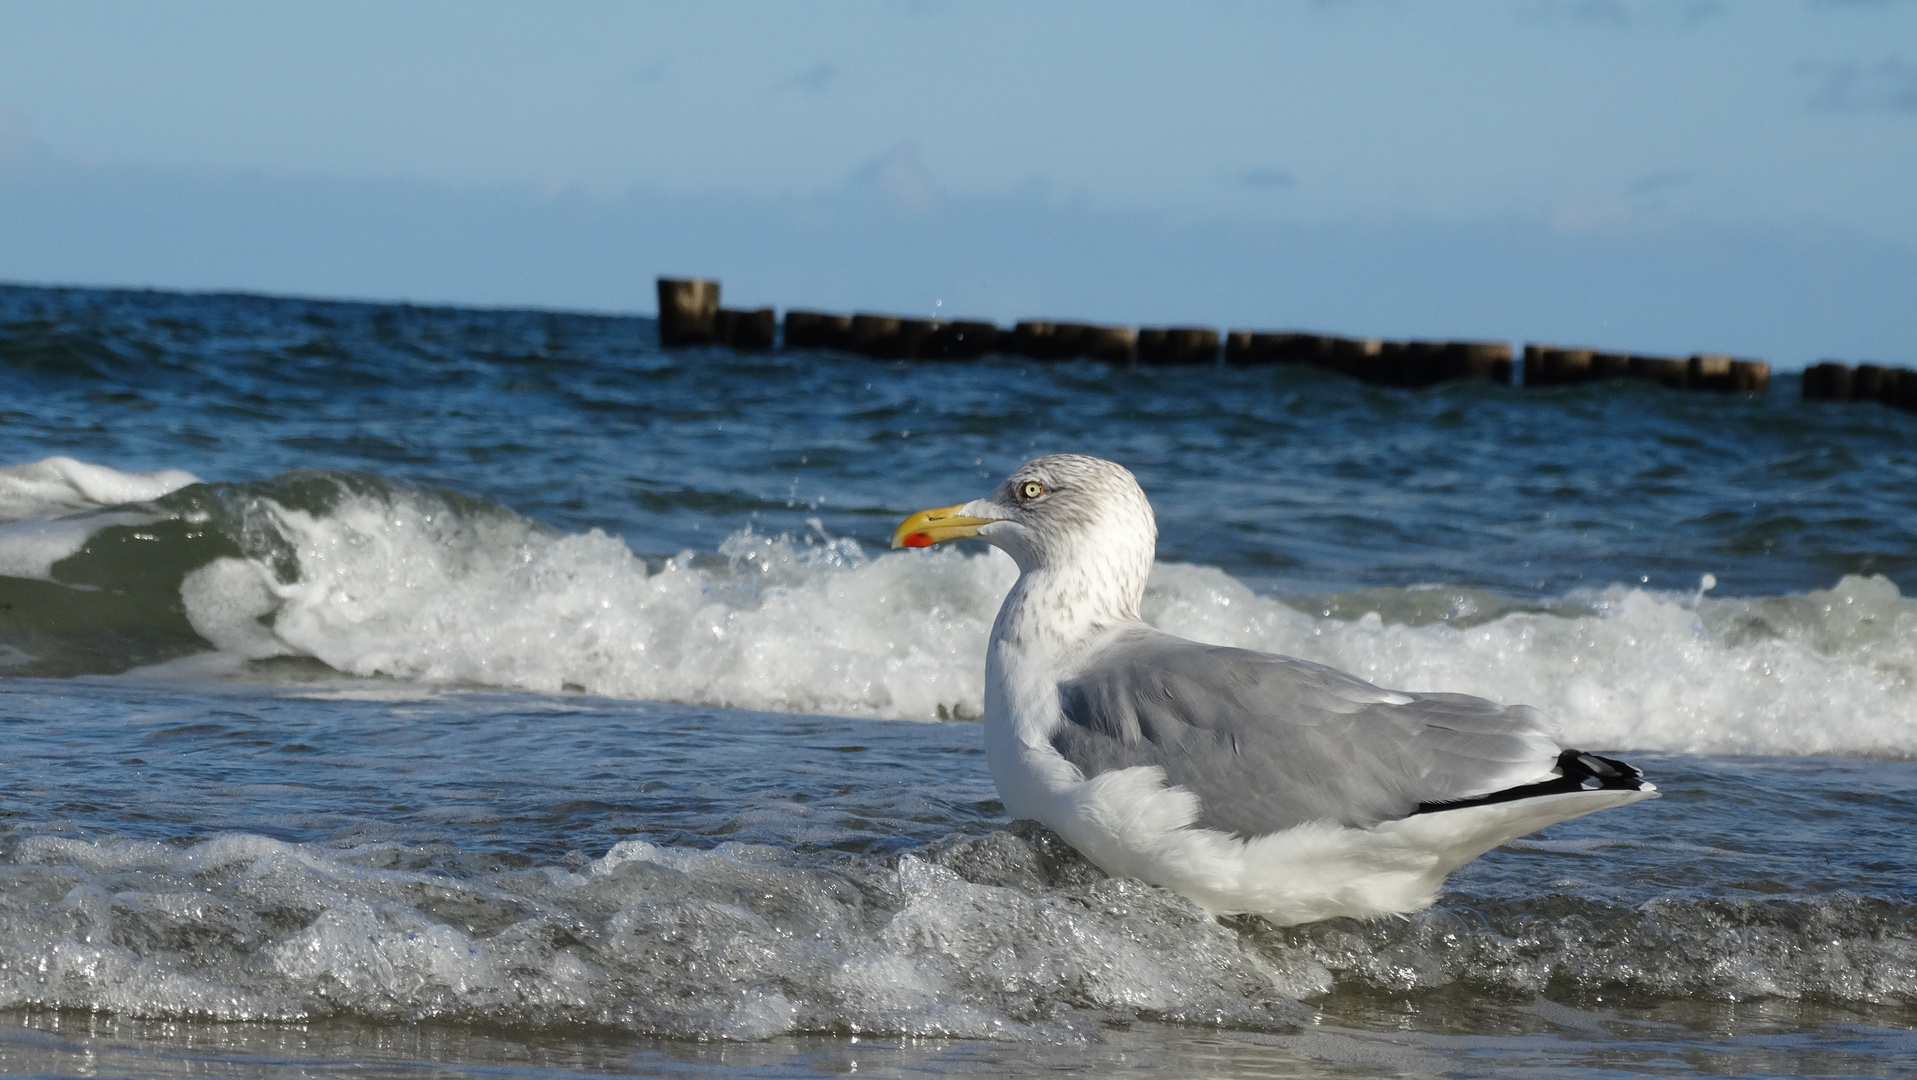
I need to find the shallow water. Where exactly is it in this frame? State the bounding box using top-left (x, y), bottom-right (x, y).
top-left (2, 682), bottom-right (1913, 1076)
top-left (1, 283), bottom-right (1913, 1077)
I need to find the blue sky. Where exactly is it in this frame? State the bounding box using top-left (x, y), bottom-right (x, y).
top-left (2, 1), bottom-right (1913, 366)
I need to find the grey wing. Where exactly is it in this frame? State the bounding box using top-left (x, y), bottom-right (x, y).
top-left (1051, 629), bottom-right (1562, 837)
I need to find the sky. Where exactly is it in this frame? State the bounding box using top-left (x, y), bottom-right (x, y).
top-left (1, 0), bottom-right (1913, 366)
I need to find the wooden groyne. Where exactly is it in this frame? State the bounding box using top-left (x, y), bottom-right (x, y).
top-left (1522, 346), bottom-right (1770, 393)
top-left (655, 277), bottom-right (1908, 407)
top-left (1803, 361), bottom-right (1917, 410)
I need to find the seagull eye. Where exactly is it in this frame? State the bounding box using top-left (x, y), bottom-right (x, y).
top-left (1018, 481), bottom-right (1046, 501)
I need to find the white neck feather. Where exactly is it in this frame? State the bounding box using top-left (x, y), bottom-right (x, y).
top-left (983, 535), bottom-right (1153, 770)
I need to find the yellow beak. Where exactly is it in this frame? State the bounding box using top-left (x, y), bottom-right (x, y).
top-left (892, 503), bottom-right (999, 549)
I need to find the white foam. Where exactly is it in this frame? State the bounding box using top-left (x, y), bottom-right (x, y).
top-left (1142, 565), bottom-right (1917, 758)
top-left (0, 456), bottom-right (199, 525)
top-left (0, 829), bottom-right (1305, 1037)
top-left (4, 825), bottom-right (1906, 1036)
top-left (180, 557), bottom-right (288, 659)
top-left (110, 478), bottom-right (1908, 759)
top-left (192, 492), bottom-right (1014, 720)
top-left (0, 456), bottom-right (199, 579)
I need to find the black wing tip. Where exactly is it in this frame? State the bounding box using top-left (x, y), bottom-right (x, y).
top-left (1556, 748), bottom-right (1646, 789)
top-left (1412, 748), bottom-right (1650, 817)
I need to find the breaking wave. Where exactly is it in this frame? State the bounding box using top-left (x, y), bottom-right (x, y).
top-left (0, 458), bottom-right (1911, 757)
top-left (2, 823), bottom-right (1909, 1040)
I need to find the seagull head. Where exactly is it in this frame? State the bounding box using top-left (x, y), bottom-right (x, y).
top-left (893, 454), bottom-right (1158, 599)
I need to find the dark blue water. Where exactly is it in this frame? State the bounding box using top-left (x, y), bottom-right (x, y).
top-left (1, 283), bottom-right (1913, 1078)
top-left (5, 284), bottom-right (1914, 599)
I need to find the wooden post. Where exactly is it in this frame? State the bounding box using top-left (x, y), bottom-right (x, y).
top-left (1854, 364), bottom-right (1890, 401)
top-left (1009, 320), bottom-right (1105, 360)
top-left (657, 277), bottom-right (720, 347)
top-left (1883, 365), bottom-right (1908, 405)
top-left (1890, 368), bottom-right (1917, 411)
top-left (1799, 363), bottom-right (1824, 400)
top-left (714, 307), bottom-right (775, 351)
top-left (1224, 330), bottom-right (1258, 365)
top-left (851, 314), bottom-right (904, 358)
top-left (1689, 353), bottom-right (1734, 391)
top-left (1331, 336), bottom-right (1383, 381)
top-left (1051, 323), bottom-right (1092, 359)
top-left (1446, 341), bottom-right (1513, 383)
top-left (1522, 344), bottom-right (1550, 385)
top-left (1730, 359), bottom-right (1770, 393)
top-left (1522, 344), bottom-right (1560, 385)
top-left (1827, 362), bottom-right (1856, 400)
top-left (1397, 341), bottom-right (1450, 386)
top-left (1376, 341), bottom-right (1412, 384)
top-left (1880, 366), bottom-right (1908, 407)
top-left (783, 310), bottom-right (854, 350)
top-left (1083, 325), bottom-right (1137, 365)
top-left (923, 320), bottom-right (1001, 359)
top-left (1136, 327), bottom-right (1219, 366)
top-left (1133, 328), bottom-right (1166, 366)
top-left (1592, 352), bottom-right (1632, 379)
top-left (1803, 361), bottom-right (1853, 400)
top-left (1224, 330), bottom-right (1278, 366)
top-left (1548, 347), bottom-right (1594, 383)
top-left (1631, 355), bottom-right (1689, 389)
top-left (1011, 321), bottom-right (1058, 359)
top-left (896, 319), bottom-right (940, 359)
top-left (1525, 346), bottom-right (1594, 386)
top-left (1226, 331), bottom-right (1326, 366)
top-left (1550, 348), bottom-right (1595, 384)
top-left (1170, 327), bottom-right (1221, 366)
top-left (1293, 334), bottom-right (1340, 367)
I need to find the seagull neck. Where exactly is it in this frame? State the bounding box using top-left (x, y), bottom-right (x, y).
top-left (994, 563), bottom-right (1145, 656)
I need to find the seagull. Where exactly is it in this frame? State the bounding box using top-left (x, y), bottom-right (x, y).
top-left (893, 454), bottom-right (1655, 925)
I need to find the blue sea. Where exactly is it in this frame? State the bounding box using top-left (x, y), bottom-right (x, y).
top-left (0, 283), bottom-right (1913, 1078)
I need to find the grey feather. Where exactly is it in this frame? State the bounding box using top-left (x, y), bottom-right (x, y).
top-left (1051, 627), bottom-right (1561, 837)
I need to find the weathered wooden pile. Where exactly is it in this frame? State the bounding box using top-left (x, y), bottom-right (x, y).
top-left (655, 277), bottom-right (1815, 398)
top-left (1801, 361), bottom-right (1917, 411)
top-left (1521, 346), bottom-right (1769, 392)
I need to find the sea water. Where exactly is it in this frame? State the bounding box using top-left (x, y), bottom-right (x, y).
top-left (0, 283), bottom-right (1912, 1077)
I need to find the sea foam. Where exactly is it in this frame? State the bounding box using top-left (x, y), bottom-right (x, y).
top-left (0, 456), bottom-right (198, 525)
top-left (0, 829), bottom-right (1306, 1037)
top-left (0, 458), bottom-right (1909, 757)
top-left (2, 822), bottom-right (1908, 1038)
top-left (153, 477), bottom-right (1914, 758)
top-left (0, 457), bottom-right (197, 579)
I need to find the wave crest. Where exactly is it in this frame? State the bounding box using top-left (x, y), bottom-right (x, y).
top-left (0, 459), bottom-right (1911, 756)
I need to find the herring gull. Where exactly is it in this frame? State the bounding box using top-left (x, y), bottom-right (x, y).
top-left (894, 454), bottom-right (1655, 925)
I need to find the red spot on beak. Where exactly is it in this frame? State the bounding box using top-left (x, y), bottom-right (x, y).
top-left (902, 533), bottom-right (934, 548)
